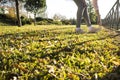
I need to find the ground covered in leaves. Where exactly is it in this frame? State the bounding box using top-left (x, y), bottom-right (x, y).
top-left (0, 25), bottom-right (120, 80)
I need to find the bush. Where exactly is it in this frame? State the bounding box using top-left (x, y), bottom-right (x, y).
top-left (0, 14), bottom-right (32, 26)
top-left (52, 21), bottom-right (62, 25)
top-left (21, 19), bottom-right (32, 25)
top-left (61, 19), bottom-right (71, 25)
top-left (61, 19), bottom-right (76, 25)
top-left (36, 17), bottom-right (44, 21)
top-left (37, 20), bottom-right (49, 25)
top-left (36, 17), bottom-right (53, 22)
top-left (21, 16), bottom-right (32, 25)
top-left (36, 17), bottom-right (63, 25)
top-left (0, 14), bottom-right (17, 25)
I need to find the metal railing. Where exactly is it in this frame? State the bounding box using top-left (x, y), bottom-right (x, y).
top-left (102, 0), bottom-right (120, 30)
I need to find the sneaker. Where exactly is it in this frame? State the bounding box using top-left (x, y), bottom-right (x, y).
top-left (88, 26), bottom-right (101, 33)
top-left (75, 28), bottom-right (85, 33)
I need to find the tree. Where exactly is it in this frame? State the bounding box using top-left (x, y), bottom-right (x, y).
top-left (0, 0), bottom-right (26, 27)
top-left (0, 0), bottom-right (7, 14)
top-left (8, 0), bottom-right (15, 17)
top-left (24, 0), bottom-right (46, 26)
top-left (0, 0), bottom-right (22, 26)
top-left (53, 14), bottom-right (66, 21)
top-left (15, 0), bottom-right (22, 27)
top-left (37, 7), bottom-right (47, 18)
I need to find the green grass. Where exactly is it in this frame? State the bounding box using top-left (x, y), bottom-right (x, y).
top-left (0, 25), bottom-right (120, 80)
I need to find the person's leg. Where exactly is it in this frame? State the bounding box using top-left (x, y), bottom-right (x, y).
top-left (76, 7), bottom-right (85, 28)
top-left (74, 0), bottom-right (85, 28)
top-left (83, 6), bottom-right (101, 33)
top-left (92, 0), bottom-right (102, 25)
top-left (74, 0), bottom-right (101, 33)
top-left (74, 0), bottom-right (86, 33)
top-left (83, 7), bottom-right (92, 27)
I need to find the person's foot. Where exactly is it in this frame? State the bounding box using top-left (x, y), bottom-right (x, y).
top-left (88, 26), bottom-right (101, 33)
top-left (75, 28), bottom-right (85, 34)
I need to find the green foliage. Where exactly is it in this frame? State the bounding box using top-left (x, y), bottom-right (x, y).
top-left (37, 20), bottom-right (62, 25)
top-left (0, 14), bottom-right (17, 25)
top-left (21, 16), bottom-right (32, 25)
top-left (37, 20), bottom-right (48, 25)
top-left (0, 8), bottom-right (5, 14)
top-left (61, 19), bottom-right (76, 25)
top-left (61, 19), bottom-right (71, 25)
top-left (0, 14), bottom-right (32, 26)
top-left (37, 17), bottom-right (54, 23)
top-left (24, 0), bottom-right (46, 26)
top-left (24, 0), bottom-right (46, 14)
top-left (0, 25), bottom-right (120, 80)
top-left (36, 17), bottom-right (62, 25)
top-left (36, 17), bottom-right (76, 25)
top-left (52, 21), bottom-right (62, 25)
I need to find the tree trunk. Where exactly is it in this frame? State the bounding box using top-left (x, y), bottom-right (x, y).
top-left (15, 0), bottom-right (22, 27)
top-left (34, 13), bottom-right (36, 26)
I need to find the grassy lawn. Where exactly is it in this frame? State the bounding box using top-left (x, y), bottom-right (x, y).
top-left (0, 25), bottom-right (120, 80)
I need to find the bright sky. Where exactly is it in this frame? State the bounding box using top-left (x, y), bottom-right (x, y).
top-left (46, 0), bottom-right (117, 19)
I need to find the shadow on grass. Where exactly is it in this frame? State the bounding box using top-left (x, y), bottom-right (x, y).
top-left (41, 33), bottom-right (120, 58)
